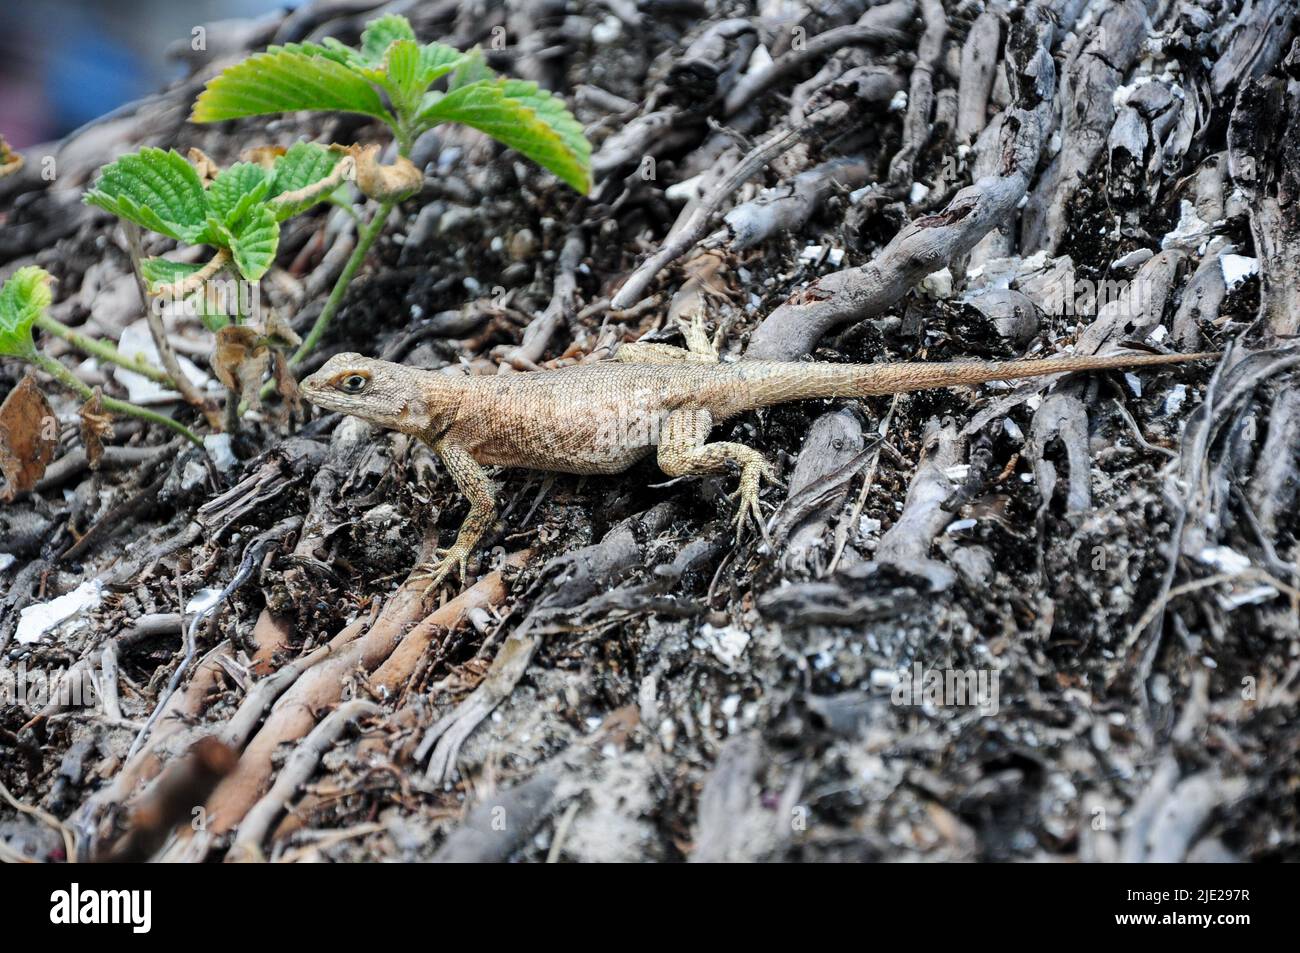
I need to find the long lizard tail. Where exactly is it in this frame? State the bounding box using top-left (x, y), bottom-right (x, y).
top-left (731, 350), bottom-right (1219, 410)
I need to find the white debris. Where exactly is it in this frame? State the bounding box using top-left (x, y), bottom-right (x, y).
top-left (888, 90), bottom-right (908, 112)
top-left (0, 553), bottom-right (14, 571)
top-left (1112, 76), bottom-right (1153, 109)
top-left (185, 588), bottom-right (224, 615)
top-left (1148, 324), bottom-right (1168, 343)
top-left (909, 181), bottom-right (930, 204)
top-left (113, 320), bottom-right (212, 404)
top-left (945, 518), bottom-right (978, 535)
top-left (1220, 253), bottom-right (1259, 289)
top-left (591, 15), bottom-right (622, 44)
top-left (1217, 584), bottom-right (1279, 610)
top-left (1003, 418), bottom-right (1024, 442)
top-left (1112, 248), bottom-right (1154, 270)
top-left (799, 244), bottom-right (826, 263)
top-left (697, 623), bottom-right (750, 668)
top-left (1196, 545), bottom-right (1251, 575)
top-left (859, 516), bottom-right (882, 535)
top-left (203, 432), bottom-right (238, 472)
top-left (665, 174), bottom-right (704, 202)
top-left (15, 579), bottom-right (105, 645)
top-left (826, 247), bottom-right (845, 267)
top-left (920, 267), bottom-right (953, 298)
top-left (1124, 373), bottom-right (1142, 396)
top-left (870, 669), bottom-right (900, 690)
top-left (1160, 200), bottom-right (1214, 251)
top-left (1164, 382), bottom-right (1187, 415)
top-left (1047, 129), bottom-right (1062, 156)
top-left (944, 463), bottom-right (970, 482)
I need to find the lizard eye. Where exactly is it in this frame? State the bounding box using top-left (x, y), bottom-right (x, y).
top-left (338, 373), bottom-right (369, 394)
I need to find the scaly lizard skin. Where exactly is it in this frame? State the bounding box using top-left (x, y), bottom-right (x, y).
top-left (299, 318), bottom-right (1214, 587)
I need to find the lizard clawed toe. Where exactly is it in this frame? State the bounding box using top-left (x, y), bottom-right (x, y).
top-left (411, 548), bottom-right (471, 589)
top-left (728, 460), bottom-right (777, 546)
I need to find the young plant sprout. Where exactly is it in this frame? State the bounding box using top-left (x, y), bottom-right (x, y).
top-left (190, 13), bottom-right (592, 371)
top-left (0, 267), bottom-right (202, 445)
top-left (82, 142), bottom-right (353, 423)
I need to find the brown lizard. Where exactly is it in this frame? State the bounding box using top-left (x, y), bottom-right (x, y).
top-left (299, 318), bottom-right (1214, 587)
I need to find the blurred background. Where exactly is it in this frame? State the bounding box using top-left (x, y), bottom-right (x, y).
top-left (0, 0), bottom-right (299, 149)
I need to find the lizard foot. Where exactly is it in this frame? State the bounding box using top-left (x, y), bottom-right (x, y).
top-left (677, 311), bottom-right (719, 362)
top-left (728, 459), bottom-right (778, 546)
top-left (411, 547), bottom-right (471, 589)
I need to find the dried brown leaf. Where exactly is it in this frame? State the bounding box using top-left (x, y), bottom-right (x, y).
top-left (79, 387), bottom-right (115, 470)
top-left (187, 148), bottom-right (221, 185)
top-left (240, 145), bottom-right (286, 170)
top-left (351, 144), bottom-right (421, 200)
top-left (212, 325), bottom-right (269, 411)
top-left (0, 374), bottom-right (58, 499)
top-left (0, 135), bottom-right (23, 179)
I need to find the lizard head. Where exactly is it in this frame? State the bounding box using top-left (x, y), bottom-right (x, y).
top-left (300, 353), bottom-right (434, 435)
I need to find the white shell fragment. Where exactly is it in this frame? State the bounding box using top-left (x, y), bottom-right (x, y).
top-left (15, 579), bottom-right (105, 645)
top-left (1219, 254), bottom-right (1259, 289)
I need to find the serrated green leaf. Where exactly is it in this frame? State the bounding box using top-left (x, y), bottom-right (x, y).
top-left (418, 79), bottom-right (591, 193)
top-left (380, 39), bottom-right (423, 116)
top-left (360, 14), bottom-right (416, 64)
top-left (191, 46), bottom-right (394, 125)
top-left (0, 266), bottom-right (51, 360)
top-left (267, 142), bottom-right (347, 220)
top-left (228, 206), bottom-right (280, 280)
top-left (448, 47), bottom-right (494, 91)
top-left (318, 37), bottom-right (366, 67)
top-left (83, 148), bottom-right (210, 242)
top-left (419, 42), bottom-right (467, 86)
top-left (139, 258), bottom-right (204, 291)
top-left (207, 162), bottom-right (271, 226)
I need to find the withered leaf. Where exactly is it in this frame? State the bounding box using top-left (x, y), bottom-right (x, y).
top-left (264, 308), bottom-right (302, 348)
top-left (240, 145), bottom-right (287, 170)
top-left (186, 148), bottom-right (221, 185)
top-left (79, 387), bottom-right (115, 470)
top-left (0, 135), bottom-right (22, 179)
top-left (273, 351), bottom-right (303, 426)
top-left (350, 144), bottom-right (421, 201)
top-left (212, 325), bottom-right (270, 413)
top-left (0, 374), bottom-right (58, 500)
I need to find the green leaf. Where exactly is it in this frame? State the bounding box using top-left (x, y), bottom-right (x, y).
top-left (418, 79), bottom-right (592, 193)
top-left (228, 206), bottom-right (280, 281)
top-left (378, 39), bottom-right (423, 117)
top-left (83, 148), bottom-right (210, 242)
top-left (418, 43), bottom-right (467, 86)
top-left (267, 142), bottom-right (347, 220)
top-left (360, 14), bottom-right (416, 64)
top-left (191, 46), bottom-right (394, 125)
top-left (0, 266), bottom-right (51, 360)
top-left (139, 258), bottom-right (204, 291)
top-left (447, 47), bottom-right (494, 91)
top-left (207, 162), bottom-right (271, 225)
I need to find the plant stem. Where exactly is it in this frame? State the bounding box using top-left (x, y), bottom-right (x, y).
top-left (31, 352), bottom-right (204, 447)
top-left (35, 314), bottom-right (175, 387)
top-left (288, 196), bottom-right (397, 370)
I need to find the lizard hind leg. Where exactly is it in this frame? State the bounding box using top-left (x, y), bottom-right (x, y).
top-left (677, 310), bottom-right (719, 362)
top-left (656, 409), bottom-right (777, 544)
top-left (615, 312), bottom-right (720, 365)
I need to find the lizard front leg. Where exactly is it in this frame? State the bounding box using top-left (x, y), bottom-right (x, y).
top-left (414, 438), bottom-right (497, 588)
top-left (656, 408), bottom-right (777, 543)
